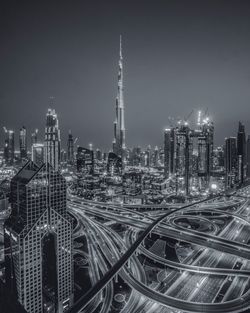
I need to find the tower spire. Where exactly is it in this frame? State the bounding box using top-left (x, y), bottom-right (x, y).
top-left (119, 34), bottom-right (122, 59)
top-left (112, 36), bottom-right (126, 158)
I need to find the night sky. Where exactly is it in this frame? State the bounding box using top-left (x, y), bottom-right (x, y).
top-left (1, 0), bottom-right (250, 150)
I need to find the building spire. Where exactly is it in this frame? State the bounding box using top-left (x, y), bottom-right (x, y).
top-left (119, 34), bottom-right (122, 60)
top-left (112, 35), bottom-right (126, 158)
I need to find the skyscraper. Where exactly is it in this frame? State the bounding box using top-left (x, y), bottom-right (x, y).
top-left (4, 128), bottom-right (15, 165)
top-left (237, 121), bottom-right (246, 185)
top-left (247, 135), bottom-right (250, 178)
top-left (44, 109), bottom-right (61, 171)
top-left (175, 124), bottom-right (193, 195)
top-left (152, 146), bottom-right (159, 167)
top-left (197, 118), bottom-right (214, 187)
top-left (95, 148), bottom-right (102, 161)
top-left (225, 137), bottom-right (237, 188)
top-left (19, 126), bottom-right (27, 159)
top-left (164, 128), bottom-right (175, 178)
top-left (31, 143), bottom-right (44, 166)
top-left (67, 130), bottom-right (74, 164)
top-left (76, 146), bottom-right (94, 174)
top-left (31, 129), bottom-right (39, 145)
top-left (4, 161), bottom-right (74, 313)
top-left (113, 36), bottom-right (126, 159)
top-left (145, 145), bottom-right (152, 167)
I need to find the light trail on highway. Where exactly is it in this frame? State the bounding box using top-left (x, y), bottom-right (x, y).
top-left (67, 188), bottom-right (250, 313)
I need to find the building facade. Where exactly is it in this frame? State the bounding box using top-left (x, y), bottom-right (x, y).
top-left (4, 161), bottom-right (74, 313)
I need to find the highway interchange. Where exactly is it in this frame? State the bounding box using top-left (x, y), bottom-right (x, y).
top-left (65, 185), bottom-right (250, 313)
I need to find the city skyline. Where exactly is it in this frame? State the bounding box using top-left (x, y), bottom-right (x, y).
top-left (1, 1), bottom-right (250, 149)
top-left (2, 2), bottom-right (250, 312)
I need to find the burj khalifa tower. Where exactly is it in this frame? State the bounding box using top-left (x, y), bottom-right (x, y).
top-left (113, 36), bottom-right (126, 158)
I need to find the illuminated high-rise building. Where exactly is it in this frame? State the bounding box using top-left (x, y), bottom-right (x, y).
top-left (237, 121), bottom-right (246, 185)
top-left (60, 149), bottom-right (67, 163)
top-left (95, 148), bottom-right (102, 161)
top-left (44, 109), bottom-right (61, 171)
top-left (4, 128), bottom-right (15, 165)
top-left (164, 128), bottom-right (176, 178)
top-left (213, 146), bottom-right (224, 172)
top-left (175, 123), bottom-right (193, 195)
top-left (76, 147), bottom-right (94, 174)
top-left (113, 36), bottom-right (125, 159)
top-left (19, 126), bottom-right (27, 159)
top-left (31, 129), bottom-right (39, 145)
top-left (225, 137), bottom-right (237, 188)
top-left (197, 118), bottom-right (214, 187)
top-left (152, 146), bottom-right (159, 167)
top-left (31, 143), bottom-right (44, 166)
top-left (107, 152), bottom-right (122, 176)
top-left (4, 161), bottom-right (74, 313)
top-left (67, 130), bottom-right (74, 164)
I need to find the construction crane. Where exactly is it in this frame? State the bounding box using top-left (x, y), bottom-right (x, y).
top-left (184, 110), bottom-right (194, 122)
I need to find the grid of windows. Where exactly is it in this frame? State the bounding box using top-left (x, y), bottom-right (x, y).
top-left (5, 161), bottom-right (74, 313)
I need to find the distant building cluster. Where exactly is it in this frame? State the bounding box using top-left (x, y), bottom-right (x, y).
top-left (164, 112), bottom-right (214, 195)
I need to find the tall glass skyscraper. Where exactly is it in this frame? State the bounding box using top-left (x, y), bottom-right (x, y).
top-left (67, 130), bottom-right (74, 164)
top-left (4, 128), bottom-right (15, 165)
top-left (175, 124), bottom-right (193, 195)
top-left (197, 118), bottom-right (214, 187)
top-left (164, 128), bottom-right (176, 178)
top-left (44, 109), bottom-right (61, 171)
top-left (31, 129), bottom-right (39, 145)
top-left (4, 161), bottom-right (74, 313)
top-left (113, 36), bottom-right (126, 159)
top-left (225, 137), bottom-right (237, 188)
top-left (76, 146), bottom-right (94, 174)
top-left (19, 126), bottom-right (27, 159)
